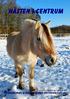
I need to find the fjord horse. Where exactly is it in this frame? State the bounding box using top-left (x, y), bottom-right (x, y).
top-left (7, 19), bottom-right (57, 93)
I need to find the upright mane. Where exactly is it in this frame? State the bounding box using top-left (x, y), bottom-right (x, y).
top-left (41, 23), bottom-right (54, 46)
top-left (41, 23), bottom-right (50, 36)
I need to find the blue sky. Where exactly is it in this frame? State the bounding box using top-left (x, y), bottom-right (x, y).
top-left (16, 0), bottom-right (70, 27)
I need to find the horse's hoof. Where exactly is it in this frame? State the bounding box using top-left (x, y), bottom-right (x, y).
top-left (40, 64), bottom-right (44, 67)
top-left (23, 69), bottom-right (25, 74)
top-left (29, 86), bottom-right (38, 95)
top-left (17, 83), bottom-right (24, 89)
top-left (15, 74), bottom-right (18, 78)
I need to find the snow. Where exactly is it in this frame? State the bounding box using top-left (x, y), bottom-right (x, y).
top-left (0, 37), bottom-right (70, 99)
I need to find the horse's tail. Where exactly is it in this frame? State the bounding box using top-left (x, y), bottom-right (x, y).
top-left (9, 31), bottom-right (20, 36)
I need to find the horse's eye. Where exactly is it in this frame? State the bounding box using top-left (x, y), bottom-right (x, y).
top-left (37, 37), bottom-right (41, 41)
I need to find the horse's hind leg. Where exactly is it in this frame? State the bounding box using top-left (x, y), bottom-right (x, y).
top-left (15, 72), bottom-right (18, 78)
top-left (15, 63), bottom-right (24, 89)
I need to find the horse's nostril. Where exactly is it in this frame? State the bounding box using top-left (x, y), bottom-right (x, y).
top-left (45, 56), bottom-right (55, 66)
top-left (50, 57), bottom-right (54, 64)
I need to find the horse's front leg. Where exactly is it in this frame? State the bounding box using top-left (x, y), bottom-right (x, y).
top-left (15, 63), bottom-right (24, 89)
top-left (15, 67), bottom-right (25, 78)
top-left (29, 63), bottom-right (37, 92)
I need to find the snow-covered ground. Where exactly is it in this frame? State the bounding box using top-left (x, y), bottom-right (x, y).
top-left (0, 37), bottom-right (70, 99)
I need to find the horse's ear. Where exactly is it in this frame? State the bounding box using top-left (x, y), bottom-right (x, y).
top-left (45, 20), bottom-right (51, 26)
top-left (35, 21), bottom-right (40, 29)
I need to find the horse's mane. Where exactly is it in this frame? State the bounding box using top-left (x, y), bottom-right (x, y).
top-left (41, 23), bottom-right (50, 36)
top-left (41, 23), bottom-right (53, 45)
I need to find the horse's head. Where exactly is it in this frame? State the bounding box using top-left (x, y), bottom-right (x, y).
top-left (31, 20), bottom-right (57, 66)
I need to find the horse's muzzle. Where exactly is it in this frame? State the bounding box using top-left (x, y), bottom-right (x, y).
top-left (45, 55), bottom-right (57, 66)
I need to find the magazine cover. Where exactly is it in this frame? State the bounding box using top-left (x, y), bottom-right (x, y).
top-left (0, 0), bottom-right (70, 99)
